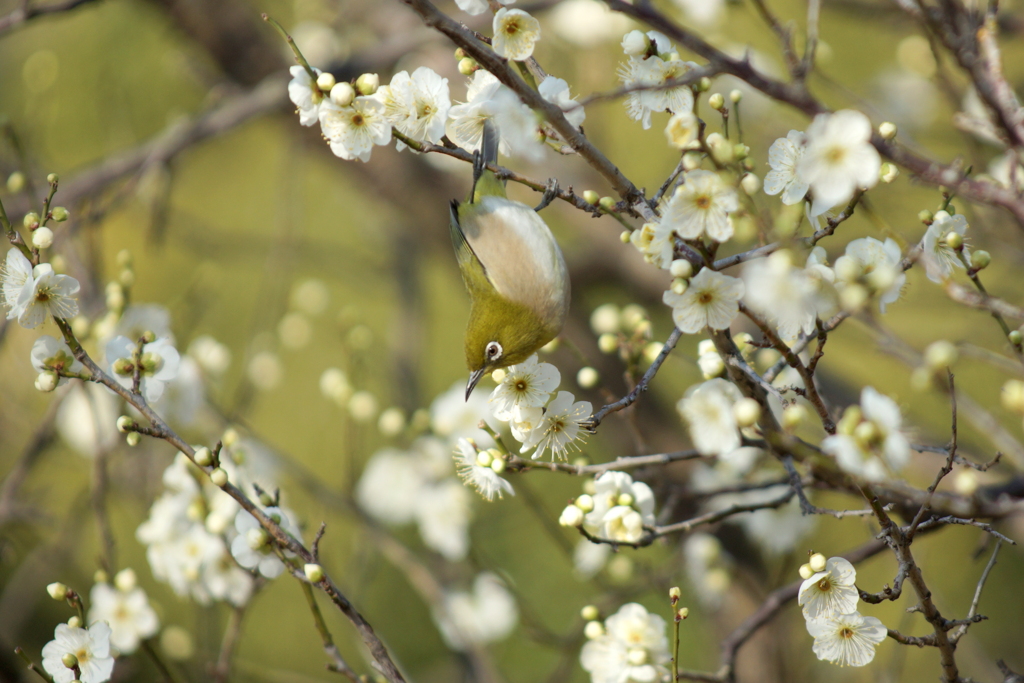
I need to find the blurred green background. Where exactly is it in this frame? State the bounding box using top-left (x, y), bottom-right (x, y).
top-left (1, 0), bottom-right (1023, 681)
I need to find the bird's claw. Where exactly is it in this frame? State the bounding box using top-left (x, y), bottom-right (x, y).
top-left (534, 178), bottom-right (560, 212)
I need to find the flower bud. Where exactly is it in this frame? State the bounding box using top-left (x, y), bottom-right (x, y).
top-left (330, 82), bottom-right (355, 107)
top-left (454, 47), bottom-right (467, 59)
top-left (944, 231), bottom-right (963, 250)
top-left (355, 73), bottom-right (379, 95)
top-left (619, 230), bottom-right (631, 243)
top-left (581, 604), bottom-right (600, 621)
top-left (378, 407), bottom-right (405, 436)
top-left (677, 607), bottom-right (689, 619)
top-left (924, 340), bottom-right (958, 370)
top-left (6, 171), bottom-right (25, 193)
top-left (617, 492), bottom-right (633, 507)
top-left (782, 403), bottom-right (807, 430)
top-left (621, 29), bottom-right (649, 56)
top-left (880, 163), bottom-right (899, 183)
top-left (577, 366), bottom-right (599, 389)
top-left (918, 209), bottom-right (934, 223)
top-left (35, 371), bottom-right (58, 392)
top-left (954, 470), bottom-right (978, 496)
top-left (246, 527), bottom-right (269, 550)
top-left (47, 172), bottom-right (59, 185)
top-left (31, 226), bottom-right (54, 249)
top-left (697, 76), bottom-right (711, 92)
top-left (304, 563), bottom-right (324, 583)
top-left (682, 151), bottom-right (703, 170)
top-left (116, 416), bottom-right (134, 433)
top-left (490, 457), bottom-right (506, 474)
top-left (476, 449), bottom-right (493, 467)
top-left (669, 586), bottom-right (681, 601)
top-left (740, 173), bottom-right (760, 195)
top-left (575, 493), bottom-right (595, 512)
top-left (23, 212), bottom-right (40, 230)
top-left (457, 57), bottom-right (479, 75)
top-left (972, 250), bottom-right (991, 269)
top-left (62, 653), bottom-right (79, 670)
top-left (222, 427), bottom-right (239, 447)
top-left (798, 563), bottom-right (814, 580)
top-left (590, 303), bottom-right (620, 335)
top-left (599, 196), bottom-right (616, 212)
top-left (126, 432), bottom-right (141, 447)
top-left (733, 144), bottom-right (750, 160)
top-left (733, 397), bottom-right (761, 427)
top-left (114, 568), bottom-right (137, 592)
top-left (559, 504), bottom-right (584, 527)
top-left (879, 121), bottom-right (897, 140)
top-left (581, 190), bottom-right (600, 206)
top-left (1001, 380), bottom-right (1024, 413)
top-left (584, 620), bottom-right (605, 639)
top-left (808, 552), bottom-right (827, 572)
top-left (1009, 330), bottom-right (1022, 346)
top-left (598, 333), bottom-right (619, 354)
top-left (194, 446), bottom-right (213, 467)
top-left (729, 89), bottom-right (742, 103)
top-left (316, 72), bottom-right (336, 92)
top-left (47, 582), bottom-right (69, 601)
top-left (210, 467), bottom-right (229, 487)
top-left (669, 259), bottom-right (693, 279)
top-left (51, 206), bottom-right (69, 222)
top-left (670, 277), bottom-right (688, 295)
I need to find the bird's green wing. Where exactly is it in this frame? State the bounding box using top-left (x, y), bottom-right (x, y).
top-left (449, 200), bottom-right (492, 294)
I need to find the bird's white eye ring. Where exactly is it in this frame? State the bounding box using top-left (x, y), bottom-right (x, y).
top-left (485, 341), bottom-right (503, 360)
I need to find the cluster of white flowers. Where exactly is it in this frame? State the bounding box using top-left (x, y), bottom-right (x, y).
top-left (136, 452), bottom-right (267, 605)
top-left (488, 354), bottom-right (593, 461)
top-left (560, 471), bottom-right (656, 544)
top-left (357, 411), bottom-right (477, 560)
top-left (580, 602), bottom-right (670, 683)
top-left (920, 210), bottom-right (971, 283)
top-left (2, 248), bottom-right (80, 329)
top-left (677, 378), bottom-right (744, 455)
top-left (619, 30), bottom-right (699, 129)
top-left (798, 554), bottom-right (887, 667)
top-left (764, 110), bottom-right (882, 217)
top-left (287, 0), bottom-right (577, 164)
top-left (432, 571), bottom-right (519, 650)
top-left (106, 334), bottom-right (181, 403)
top-left (822, 386), bottom-right (910, 481)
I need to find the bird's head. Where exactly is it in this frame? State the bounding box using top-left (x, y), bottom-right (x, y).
top-left (464, 293), bottom-right (556, 400)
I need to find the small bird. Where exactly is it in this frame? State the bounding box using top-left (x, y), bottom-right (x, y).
top-left (450, 121), bottom-right (570, 399)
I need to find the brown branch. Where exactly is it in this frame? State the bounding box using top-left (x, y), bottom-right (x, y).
top-left (0, 0), bottom-right (100, 36)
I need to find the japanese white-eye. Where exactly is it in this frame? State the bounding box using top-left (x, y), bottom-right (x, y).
top-left (450, 121), bottom-right (570, 399)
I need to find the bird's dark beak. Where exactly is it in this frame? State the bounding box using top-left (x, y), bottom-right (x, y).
top-left (466, 368), bottom-right (486, 401)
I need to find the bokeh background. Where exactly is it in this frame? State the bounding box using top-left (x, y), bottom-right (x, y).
top-left (1, 0), bottom-right (1023, 681)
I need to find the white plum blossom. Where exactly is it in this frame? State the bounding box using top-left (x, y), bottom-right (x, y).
top-left (492, 8), bottom-right (541, 61)
top-left (822, 387), bottom-right (909, 481)
top-left (629, 221), bottom-right (675, 269)
top-left (106, 335), bottom-right (181, 403)
top-left (743, 248), bottom-right (838, 341)
top-left (677, 378), bottom-right (743, 455)
top-left (763, 130), bottom-right (809, 205)
top-left (921, 210), bottom-right (970, 283)
top-left (10, 263), bottom-right (80, 328)
top-left (41, 622), bottom-right (115, 683)
top-left (454, 438), bottom-right (514, 501)
top-left (230, 506), bottom-right (300, 579)
top-left (660, 170), bottom-right (738, 242)
top-left (574, 538), bottom-right (612, 578)
top-left (519, 391), bottom-right (592, 461)
top-left (798, 110), bottom-right (881, 215)
top-left (580, 603), bottom-right (670, 683)
top-left (288, 65), bottom-right (323, 126)
top-left (1, 248), bottom-right (32, 314)
top-left (619, 32), bottom-right (697, 129)
top-left (431, 379), bottom-right (497, 441)
top-left (415, 478), bottom-right (472, 560)
top-left (378, 67), bottom-right (451, 151)
top-left (665, 110), bottom-right (699, 149)
top-left (807, 611), bottom-right (887, 667)
top-left (539, 76), bottom-right (585, 129)
top-left (446, 70), bottom-right (541, 159)
top-left (489, 354), bottom-right (560, 420)
top-left (31, 335), bottom-right (83, 387)
top-left (798, 556), bottom-right (859, 620)
top-left (584, 471), bottom-right (656, 543)
top-left (434, 572), bottom-right (519, 650)
top-left (318, 96), bottom-right (392, 162)
top-left (663, 267), bottom-right (744, 334)
top-left (88, 578), bottom-right (159, 654)
top-left (56, 383), bottom-right (120, 458)
top-left (837, 236), bottom-right (905, 313)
